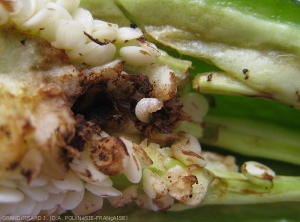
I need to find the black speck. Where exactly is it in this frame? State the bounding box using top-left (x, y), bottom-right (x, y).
top-left (242, 69), bottom-right (249, 74)
top-left (20, 39), bottom-right (27, 46)
top-left (242, 69), bottom-right (249, 80)
top-left (207, 73), bottom-right (213, 81)
top-left (130, 23), bottom-right (137, 29)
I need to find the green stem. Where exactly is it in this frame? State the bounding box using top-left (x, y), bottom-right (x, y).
top-left (177, 115), bottom-right (300, 166)
top-left (200, 116), bottom-right (300, 166)
top-left (203, 169), bottom-right (300, 205)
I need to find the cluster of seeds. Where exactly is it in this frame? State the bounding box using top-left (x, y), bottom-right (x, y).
top-left (0, 0), bottom-right (160, 67)
top-left (0, 128), bottom-right (219, 216)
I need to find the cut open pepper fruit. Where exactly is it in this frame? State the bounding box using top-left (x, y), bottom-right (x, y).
top-left (0, 0), bottom-right (300, 221)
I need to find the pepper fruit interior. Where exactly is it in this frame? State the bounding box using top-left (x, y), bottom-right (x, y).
top-left (0, 0), bottom-right (300, 221)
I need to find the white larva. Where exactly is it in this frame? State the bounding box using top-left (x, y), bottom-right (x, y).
top-left (135, 98), bottom-right (163, 123)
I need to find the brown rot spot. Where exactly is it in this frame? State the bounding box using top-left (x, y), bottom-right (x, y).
top-left (39, 27), bottom-right (45, 31)
top-left (130, 23), bottom-right (138, 29)
top-left (242, 69), bottom-right (249, 80)
top-left (207, 73), bottom-right (213, 81)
